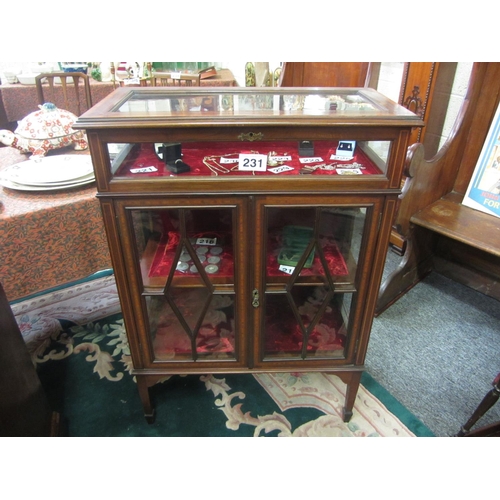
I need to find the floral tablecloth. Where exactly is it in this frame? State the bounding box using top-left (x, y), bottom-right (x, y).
top-left (0, 147), bottom-right (111, 301)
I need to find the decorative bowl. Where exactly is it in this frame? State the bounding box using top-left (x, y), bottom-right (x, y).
top-left (3, 69), bottom-right (20, 83)
top-left (16, 73), bottom-right (40, 85)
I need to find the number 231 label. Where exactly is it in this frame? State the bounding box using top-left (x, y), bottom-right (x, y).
top-left (238, 153), bottom-right (267, 171)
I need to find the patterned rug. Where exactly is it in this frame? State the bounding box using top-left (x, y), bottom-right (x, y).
top-left (11, 272), bottom-right (433, 437)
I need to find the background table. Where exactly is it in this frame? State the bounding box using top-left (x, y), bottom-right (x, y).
top-left (0, 69), bottom-right (237, 129)
top-left (0, 81), bottom-right (116, 128)
top-left (0, 147), bottom-right (112, 301)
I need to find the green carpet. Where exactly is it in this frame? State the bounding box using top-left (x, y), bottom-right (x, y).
top-left (33, 311), bottom-right (434, 437)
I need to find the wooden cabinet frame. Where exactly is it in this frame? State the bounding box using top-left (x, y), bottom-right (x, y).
top-left (75, 87), bottom-right (422, 424)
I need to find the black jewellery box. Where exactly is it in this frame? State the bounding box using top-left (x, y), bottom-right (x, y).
top-left (156, 142), bottom-right (191, 174)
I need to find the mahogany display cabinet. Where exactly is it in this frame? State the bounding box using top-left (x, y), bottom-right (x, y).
top-left (75, 87), bottom-right (422, 423)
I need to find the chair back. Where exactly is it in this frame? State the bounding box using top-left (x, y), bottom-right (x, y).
top-left (35, 72), bottom-right (92, 116)
top-left (152, 72), bottom-right (201, 87)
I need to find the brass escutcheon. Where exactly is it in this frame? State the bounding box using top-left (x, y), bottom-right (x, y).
top-left (238, 131), bottom-right (263, 142)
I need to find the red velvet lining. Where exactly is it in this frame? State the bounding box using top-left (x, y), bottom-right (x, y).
top-left (115, 140), bottom-right (381, 178)
top-left (149, 231), bottom-right (234, 278)
top-left (264, 309), bottom-right (346, 356)
top-left (148, 230), bottom-right (348, 279)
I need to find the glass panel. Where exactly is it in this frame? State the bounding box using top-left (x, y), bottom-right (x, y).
top-left (131, 207), bottom-right (235, 291)
top-left (147, 293), bottom-right (236, 361)
top-left (107, 139), bottom-right (390, 179)
top-left (115, 89), bottom-right (413, 117)
top-left (263, 206), bottom-right (367, 360)
top-left (264, 289), bottom-right (348, 359)
top-left (129, 205), bottom-right (237, 362)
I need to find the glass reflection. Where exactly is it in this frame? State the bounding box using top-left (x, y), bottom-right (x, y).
top-left (147, 292), bottom-right (236, 361)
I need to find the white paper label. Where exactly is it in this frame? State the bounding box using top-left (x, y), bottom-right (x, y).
top-left (331, 154), bottom-right (354, 160)
top-left (238, 153), bottom-right (267, 171)
top-left (299, 157), bottom-right (323, 164)
top-left (270, 155), bottom-right (292, 162)
top-left (219, 157), bottom-right (239, 164)
top-left (268, 165), bottom-right (294, 174)
top-left (171, 72), bottom-right (181, 79)
top-left (130, 166), bottom-right (158, 173)
top-left (279, 264), bottom-right (295, 275)
top-left (196, 237), bottom-right (217, 246)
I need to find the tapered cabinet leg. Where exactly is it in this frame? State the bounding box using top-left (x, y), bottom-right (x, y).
top-left (343, 371), bottom-right (362, 422)
top-left (137, 376), bottom-right (156, 424)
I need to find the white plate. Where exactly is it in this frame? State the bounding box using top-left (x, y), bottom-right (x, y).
top-left (14, 172), bottom-right (95, 187)
top-left (2, 155), bottom-right (94, 184)
top-left (0, 176), bottom-right (95, 192)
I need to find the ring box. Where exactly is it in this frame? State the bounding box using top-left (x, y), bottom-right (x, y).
top-left (157, 143), bottom-right (190, 173)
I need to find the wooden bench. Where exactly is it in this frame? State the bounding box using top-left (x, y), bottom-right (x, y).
top-left (376, 62), bottom-right (500, 315)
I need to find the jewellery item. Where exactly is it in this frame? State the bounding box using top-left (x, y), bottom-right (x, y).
top-left (189, 265), bottom-right (198, 273)
top-left (203, 156), bottom-right (230, 176)
top-left (318, 163), bottom-right (336, 170)
top-left (196, 246), bottom-right (209, 254)
top-left (179, 253), bottom-right (191, 262)
top-left (210, 246), bottom-right (223, 255)
top-left (205, 264), bottom-right (219, 274)
top-left (335, 162), bottom-right (365, 169)
top-left (208, 256), bottom-right (221, 264)
top-left (299, 165), bottom-right (320, 175)
top-left (203, 151), bottom-right (261, 176)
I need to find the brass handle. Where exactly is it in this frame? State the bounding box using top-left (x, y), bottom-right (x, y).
top-left (252, 289), bottom-right (260, 308)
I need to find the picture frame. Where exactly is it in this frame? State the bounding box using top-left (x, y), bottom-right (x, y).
top-left (462, 101), bottom-right (500, 219)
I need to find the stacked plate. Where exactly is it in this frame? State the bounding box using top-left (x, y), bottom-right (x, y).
top-left (0, 155), bottom-right (95, 191)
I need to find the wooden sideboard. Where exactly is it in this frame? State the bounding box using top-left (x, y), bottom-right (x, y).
top-left (279, 62), bottom-right (371, 87)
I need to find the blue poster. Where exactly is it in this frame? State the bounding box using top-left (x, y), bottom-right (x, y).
top-left (463, 102), bottom-right (500, 218)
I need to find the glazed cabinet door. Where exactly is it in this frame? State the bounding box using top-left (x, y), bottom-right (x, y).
top-left (113, 196), bottom-right (249, 368)
top-left (252, 195), bottom-right (384, 367)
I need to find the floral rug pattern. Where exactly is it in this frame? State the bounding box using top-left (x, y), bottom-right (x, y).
top-left (12, 275), bottom-right (415, 437)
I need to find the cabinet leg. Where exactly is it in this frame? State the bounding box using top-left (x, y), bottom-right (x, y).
top-left (137, 376), bottom-right (156, 424)
top-left (343, 371), bottom-right (362, 423)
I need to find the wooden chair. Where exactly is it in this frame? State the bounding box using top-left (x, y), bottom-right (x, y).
top-left (35, 72), bottom-right (92, 116)
top-left (456, 372), bottom-right (500, 436)
top-left (151, 72), bottom-right (201, 87)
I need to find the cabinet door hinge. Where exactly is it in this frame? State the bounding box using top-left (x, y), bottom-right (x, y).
top-left (252, 289), bottom-right (260, 308)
